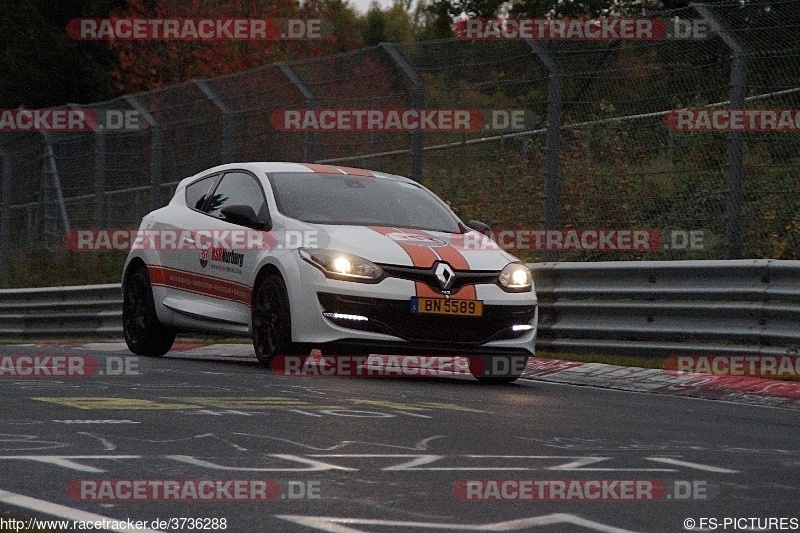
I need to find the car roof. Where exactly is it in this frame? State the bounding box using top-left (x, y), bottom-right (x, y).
top-left (175, 162), bottom-right (413, 192)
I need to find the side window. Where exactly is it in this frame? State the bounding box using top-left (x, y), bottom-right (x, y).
top-left (185, 175), bottom-right (216, 210)
top-left (203, 171), bottom-right (269, 222)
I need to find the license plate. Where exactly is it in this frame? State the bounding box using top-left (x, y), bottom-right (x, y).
top-left (411, 297), bottom-right (484, 317)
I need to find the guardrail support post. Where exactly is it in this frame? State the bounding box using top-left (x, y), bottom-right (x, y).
top-left (124, 96), bottom-right (163, 211)
top-left (381, 43), bottom-right (424, 182)
top-left (196, 81), bottom-right (236, 164)
top-left (277, 62), bottom-right (318, 163)
top-left (528, 40), bottom-right (563, 261)
top-left (694, 4), bottom-right (746, 259)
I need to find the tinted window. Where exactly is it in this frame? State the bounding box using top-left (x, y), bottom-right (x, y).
top-left (204, 171), bottom-right (269, 222)
top-left (185, 175), bottom-right (216, 210)
top-left (268, 173), bottom-right (461, 233)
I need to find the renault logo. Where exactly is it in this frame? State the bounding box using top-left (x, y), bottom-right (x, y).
top-left (434, 262), bottom-right (456, 290)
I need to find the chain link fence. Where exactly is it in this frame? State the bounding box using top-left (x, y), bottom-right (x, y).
top-left (1, 1), bottom-right (799, 278)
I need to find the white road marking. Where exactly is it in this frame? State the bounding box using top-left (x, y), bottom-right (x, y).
top-left (275, 513), bottom-right (638, 532)
top-left (646, 457), bottom-right (740, 473)
top-left (0, 488), bottom-right (164, 532)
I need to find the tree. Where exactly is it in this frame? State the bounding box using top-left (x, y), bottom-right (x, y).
top-left (360, 0), bottom-right (417, 45)
top-left (0, 0), bottom-right (122, 107)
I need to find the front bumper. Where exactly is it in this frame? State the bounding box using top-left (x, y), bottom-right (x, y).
top-left (318, 292), bottom-right (536, 348)
top-left (285, 253), bottom-right (537, 355)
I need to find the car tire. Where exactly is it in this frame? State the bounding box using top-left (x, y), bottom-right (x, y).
top-left (252, 273), bottom-right (308, 368)
top-left (469, 355), bottom-right (528, 385)
top-left (123, 266), bottom-right (176, 357)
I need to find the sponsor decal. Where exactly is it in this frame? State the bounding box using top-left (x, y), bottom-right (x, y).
top-left (148, 266), bottom-right (252, 305)
top-left (386, 232), bottom-right (447, 247)
top-left (204, 247), bottom-right (244, 268)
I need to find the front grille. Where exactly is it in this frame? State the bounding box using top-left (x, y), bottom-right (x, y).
top-left (318, 292), bottom-right (536, 345)
top-left (379, 263), bottom-right (498, 294)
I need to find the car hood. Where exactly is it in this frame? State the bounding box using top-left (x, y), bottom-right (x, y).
top-left (299, 224), bottom-right (517, 271)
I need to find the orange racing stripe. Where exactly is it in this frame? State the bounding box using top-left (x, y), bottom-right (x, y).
top-left (302, 163), bottom-right (345, 174)
top-left (368, 226), bottom-right (439, 297)
top-left (400, 228), bottom-right (478, 300)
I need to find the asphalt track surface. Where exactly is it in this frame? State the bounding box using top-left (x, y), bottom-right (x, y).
top-left (0, 344), bottom-right (798, 533)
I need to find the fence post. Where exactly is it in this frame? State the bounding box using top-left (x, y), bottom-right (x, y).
top-left (277, 62), bottom-right (318, 163)
top-left (694, 4), bottom-right (746, 259)
top-left (93, 119), bottom-right (107, 228)
top-left (381, 43), bottom-right (424, 182)
top-left (196, 80), bottom-right (235, 164)
top-left (41, 131), bottom-right (71, 235)
top-left (124, 95), bottom-right (163, 211)
top-left (528, 40), bottom-right (563, 261)
top-left (0, 149), bottom-right (9, 270)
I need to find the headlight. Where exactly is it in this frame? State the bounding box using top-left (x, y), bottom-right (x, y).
top-left (300, 248), bottom-right (384, 282)
top-left (498, 263), bottom-right (532, 292)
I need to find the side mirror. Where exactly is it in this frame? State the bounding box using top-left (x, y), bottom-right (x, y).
top-left (220, 204), bottom-right (271, 230)
top-left (465, 220), bottom-right (492, 236)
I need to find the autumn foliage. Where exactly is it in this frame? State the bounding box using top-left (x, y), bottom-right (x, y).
top-left (108, 0), bottom-right (362, 93)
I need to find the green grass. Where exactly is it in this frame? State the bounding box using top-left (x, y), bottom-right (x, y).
top-left (536, 349), bottom-right (666, 369)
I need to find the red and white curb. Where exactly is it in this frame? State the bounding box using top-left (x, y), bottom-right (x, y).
top-left (524, 359), bottom-right (800, 410)
top-left (26, 343), bottom-right (800, 410)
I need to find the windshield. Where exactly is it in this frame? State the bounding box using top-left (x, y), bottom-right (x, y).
top-left (267, 172), bottom-right (462, 233)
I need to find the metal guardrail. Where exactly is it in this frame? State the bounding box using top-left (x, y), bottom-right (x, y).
top-left (531, 259), bottom-right (800, 356)
top-left (0, 283), bottom-right (122, 338)
top-left (2, 261), bottom-right (799, 357)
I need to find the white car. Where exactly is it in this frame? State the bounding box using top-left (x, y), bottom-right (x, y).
top-left (122, 162), bottom-right (537, 383)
